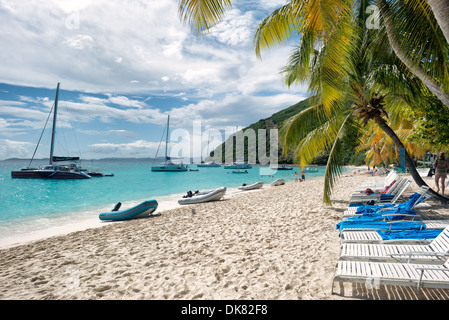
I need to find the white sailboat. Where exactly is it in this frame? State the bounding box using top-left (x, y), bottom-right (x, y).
top-left (151, 115), bottom-right (188, 172)
top-left (197, 131), bottom-right (221, 167)
top-left (11, 83), bottom-right (91, 179)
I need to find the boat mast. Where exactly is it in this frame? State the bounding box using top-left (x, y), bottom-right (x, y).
top-left (165, 115), bottom-right (169, 161)
top-left (49, 83), bottom-right (60, 165)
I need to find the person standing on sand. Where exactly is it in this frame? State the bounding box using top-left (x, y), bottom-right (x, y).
top-left (294, 171), bottom-right (298, 182)
top-left (301, 169), bottom-right (305, 181)
top-left (434, 152), bottom-right (449, 195)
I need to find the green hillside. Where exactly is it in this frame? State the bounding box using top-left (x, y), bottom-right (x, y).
top-left (210, 97), bottom-right (366, 165)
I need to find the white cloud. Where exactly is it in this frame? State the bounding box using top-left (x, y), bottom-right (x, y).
top-left (65, 35), bottom-right (94, 50)
top-left (0, 139), bottom-right (34, 159)
top-left (89, 140), bottom-right (161, 158)
top-left (208, 9), bottom-right (255, 46)
top-left (0, 0), bottom-right (309, 160)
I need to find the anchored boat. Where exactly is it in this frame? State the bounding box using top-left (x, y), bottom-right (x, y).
top-left (11, 83), bottom-right (91, 179)
top-left (151, 115), bottom-right (188, 172)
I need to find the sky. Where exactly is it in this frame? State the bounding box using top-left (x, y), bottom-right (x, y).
top-left (0, 0), bottom-right (308, 161)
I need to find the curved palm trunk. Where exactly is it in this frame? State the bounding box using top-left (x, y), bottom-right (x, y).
top-left (373, 115), bottom-right (449, 204)
top-left (427, 0), bottom-right (449, 44)
top-left (376, 0), bottom-right (449, 108)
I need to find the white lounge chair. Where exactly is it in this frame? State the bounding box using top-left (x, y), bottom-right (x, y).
top-left (348, 179), bottom-right (411, 206)
top-left (339, 228), bottom-right (449, 264)
top-left (353, 171), bottom-right (400, 192)
top-left (350, 178), bottom-right (407, 199)
top-left (332, 258), bottom-right (449, 294)
top-left (356, 171), bottom-right (398, 188)
top-left (340, 228), bottom-right (444, 244)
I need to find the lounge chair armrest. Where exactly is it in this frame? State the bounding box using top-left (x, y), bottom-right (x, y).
top-left (381, 239), bottom-right (431, 245)
top-left (381, 213), bottom-right (414, 219)
top-left (385, 220), bottom-right (423, 225)
top-left (415, 266), bottom-right (449, 290)
top-left (416, 267), bottom-right (449, 273)
top-left (389, 251), bottom-right (448, 263)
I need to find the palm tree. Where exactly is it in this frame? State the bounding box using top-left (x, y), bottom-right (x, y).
top-left (359, 115), bottom-right (428, 167)
top-left (178, 0), bottom-right (449, 204)
top-left (256, 0), bottom-right (448, 204)
top-left (375, 0), bottom-right (449, 108)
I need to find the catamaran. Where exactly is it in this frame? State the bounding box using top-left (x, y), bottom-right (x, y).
top-left (11, 83), bottom-right (91, 179)
top-left (224, 160), bottom-right (252, 169)
top-left (197, 132), bottom-right (221, 167)
top-left (151, 115), bottom-right (188, 172)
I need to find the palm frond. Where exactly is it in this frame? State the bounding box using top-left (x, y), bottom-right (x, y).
top-left (178, 0), bottom-right (232, 35)
top-left (323, 113), bottom-right (362, 204)
top-left (254, 3), bottom-right (301, 58)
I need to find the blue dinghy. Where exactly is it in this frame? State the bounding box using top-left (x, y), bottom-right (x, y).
top-left (99, 200), bottom-right (158, 221)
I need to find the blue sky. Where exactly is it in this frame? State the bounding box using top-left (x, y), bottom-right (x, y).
top-left (0, 0), bottom-right (307, 161)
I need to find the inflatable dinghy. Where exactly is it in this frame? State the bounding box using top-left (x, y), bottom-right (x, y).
top-left (271, 179), bottom-right (285, 186)
top-left (178, 187), bottom-right (227, 205)
top-left (99, 200), bottom-right (158, 221)
top-left (238, 181), bottom-right (263, 191)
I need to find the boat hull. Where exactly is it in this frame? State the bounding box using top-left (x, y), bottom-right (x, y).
top-left (271, 179), bottom-right (286, 186)
top-left (197, 163), bottom-right (221, 168)
top-left (99, 200), bottom-right (158, 221)
top-left (238, 181), bottom-right (264, 191)
top-left (11, 169), bottom-right (91, 179)
top-left (151, 166), bottom-right (188, 172)
top-left (224, 164), bottom-right (252, 169)
top-left (178, 187), bottom-right (227, 205)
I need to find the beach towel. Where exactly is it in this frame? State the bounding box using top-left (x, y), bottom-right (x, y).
top-left (354, 192), bottom-right (421, 213)
top-left (376, 229), bottom-right (443, 241)
top-left (336, 220), bottom-right (425, 235)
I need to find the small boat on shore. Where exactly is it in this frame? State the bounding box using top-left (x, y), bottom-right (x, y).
top-left (99, 200), bottom-right (158, 221)
top-left (178, 187), bottom-right (227, 205)
top-left (238, 181), bottom-right (263, 191)
top-left (271, 179), bottom-right (285, 186)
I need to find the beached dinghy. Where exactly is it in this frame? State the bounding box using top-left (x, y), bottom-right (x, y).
top-left (99, 200), bottom-right (158, 221)
top-left (238, 181), bottom-right (263, 191)
top-left (178, 187), bottom-right (227, 205)
top-left (271, 179), bottom-right (285, 186)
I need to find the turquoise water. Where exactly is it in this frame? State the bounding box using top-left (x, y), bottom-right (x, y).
top-left (0, 159), bottom-right (327, 241)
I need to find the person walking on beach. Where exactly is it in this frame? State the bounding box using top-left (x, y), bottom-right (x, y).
top-left (433, 152), bottom-right (449, 195)
top-left (301, 169), bottom-right (305, 181)
top-left (294, 171), bottom-right (298, 182)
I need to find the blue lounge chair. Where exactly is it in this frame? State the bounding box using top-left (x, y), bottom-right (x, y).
top-left (336, 220), bottom-right (426, 235)
top-left (343, 186), bottom-right (430, 218)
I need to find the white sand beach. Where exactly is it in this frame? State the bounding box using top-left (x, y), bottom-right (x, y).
top-left (1, 170), bottom-right (449, 300)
